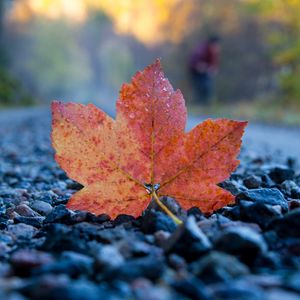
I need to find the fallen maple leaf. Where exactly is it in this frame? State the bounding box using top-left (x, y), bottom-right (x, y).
top-left (51, 60), bottom-right (247, 220)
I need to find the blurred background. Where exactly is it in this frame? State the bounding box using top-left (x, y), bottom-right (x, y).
top-left (1, 0), bottom-right (300, 124)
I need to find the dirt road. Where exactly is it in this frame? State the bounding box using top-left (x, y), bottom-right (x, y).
top-left (0, 106), bottom-right (299, 159)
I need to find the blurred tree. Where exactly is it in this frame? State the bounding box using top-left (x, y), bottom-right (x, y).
top-left (3, 0), bottom-right (288, 107)
top-left (23, 21), bottom-right (92, 101)
top-left (8, 0), bottom-right (198, 46)
top-left (165, 0), bottom-right (274, 103)
top-left (247, 0), bottom-right (300, 106)
top-left (0, 0), bottom-right (33, 106)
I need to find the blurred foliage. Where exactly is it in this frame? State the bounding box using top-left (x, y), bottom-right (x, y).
top-left (190, 95), bottom-right (300, 125)
top-left (98, 39), bottom-right (134, 90)
top-left (9, 0), bottom-right (198, 46)
top-left (0, 0), bottom-right (34, 107)
top-left (23, 20), bottom-right (93, 100)
top-left (247, 0), bottom-right (300, 106)
top-left (0, 68), bottom-right (33, 106)
top-left (163, 0), bottom-right (274, 104)
top-left (1, 0), bottom-right (300, 117)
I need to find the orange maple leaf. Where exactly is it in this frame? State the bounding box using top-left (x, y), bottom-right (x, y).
top-left (51, 60), bottom-right (247, 220)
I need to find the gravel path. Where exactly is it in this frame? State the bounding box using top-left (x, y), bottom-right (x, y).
top-left (0, 106), bottom-right (300, 300)
top-left (188, 117), bottom-right (300, 159)
top-left (1, 106), bottom-right (299, 159)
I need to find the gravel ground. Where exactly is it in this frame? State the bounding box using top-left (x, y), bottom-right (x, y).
top-left (0, 108), bottom-right (300, 300)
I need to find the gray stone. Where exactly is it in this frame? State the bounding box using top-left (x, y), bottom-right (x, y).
top-left (215, 226), bottom-right (267, 263)
top-left (141, 210), bottom-right (177, 234)
top-left (289, 199), bottom-right (300, 210)
top-left (31, 200), bottom-right (53, 215)
top-left (154, 230), bottom-right (171, 247)
top-left (7, 223), bottom-right (38, 240)
top-left (211, 281), bottom-right (267, 300)
top-left (267, 289), bottom-right (300, 300)
top-left (94, 245), bottom-right (124, 270)
top-left (163, 216), bottom-right (211, 261)
top-left (280, 180), bottom-right (299, 197)
top-left (219, 180), bottom-right (242, 195)
top-left (33, 279), bottom-right (103, 300)
top-left (14, 216), bottom-right (44, 228)
top-left (283, 272), bottom-right (300, 293)
top-left (0, 242), bottom-right (11, 258)
top-left (236, 188), bottom-right (288, 212)
top-left (11, 249), bottom-right (54, 276)
top-left (191, 251), bottom-right (249, 283)
top-left (102, 255), bottom-right (165, 282)
top-left (269, 166), bottom-right (295, 183)
top-left (243, 175), bottom-right (262, 189)
top-left (269, 208), bottom-right (300, 237)
top-left (15, 203), bottom-right (40, 217)
top-left (61, 251), bottom-right (94, 267)
top-left (44, 204), bottom-right (71, 223)
top-left (239, 200), bottom-right (282, 228)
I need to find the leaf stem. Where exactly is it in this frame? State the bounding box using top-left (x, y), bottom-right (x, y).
top-left (152, 190), bottom-right (183, 225)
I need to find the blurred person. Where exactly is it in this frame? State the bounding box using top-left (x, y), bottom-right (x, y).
top-left (189, 35), bottom-right (221, 104)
